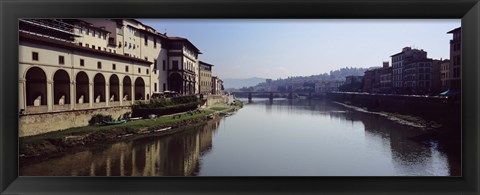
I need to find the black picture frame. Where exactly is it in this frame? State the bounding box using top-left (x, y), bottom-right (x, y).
top-left (1, 0), bottom-right (479, 194)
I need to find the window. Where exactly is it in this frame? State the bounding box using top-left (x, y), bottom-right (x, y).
top-left (173, 60), bottom-right (178, 70)
top-left (125, 66), bottom-right (129, 72)
top-left (154, 39), bottom-right (157, 48)
top-left (146, 69), bottom-right (149, 74)
top-left (98, 46), bottom-right (101, 50)
top-left (86, 44), bottom-right (90, 47)
top-left (154, 83), bottom-right (157, 92)
top-left (112, 64), bottom-right (116, 70)
top-left (32, 52), bottom-right (38, 61)
top-left (59, 56), bottom-right (65, 65)
top-left (154, 60), bottom-right (157, 70)
top-left (163, 83), bottom-right (166, 91)
top-left (79, 42), bottom-right (83, 46)
top-left (144, 35), bottom-right (148, 46)
top-left (163, 60), bottom-right (166, 70)
top-left (97, 62), bottom-right (102, 69)
top-left (92, 45), bottom-right (95, 49)
top-left (138, 68), bottom-right (141, 73)
top-left (80, 59), bottom-right (84, 66)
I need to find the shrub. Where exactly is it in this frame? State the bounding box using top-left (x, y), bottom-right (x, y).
top-left (88, 114), bottom-right (113, 125)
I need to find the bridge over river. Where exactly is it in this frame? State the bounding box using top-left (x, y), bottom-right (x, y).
top-left (231, 91), bottom-right (326, 102)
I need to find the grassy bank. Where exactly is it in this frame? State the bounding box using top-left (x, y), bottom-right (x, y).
top-left (20, 100), bottom-right (242, 163)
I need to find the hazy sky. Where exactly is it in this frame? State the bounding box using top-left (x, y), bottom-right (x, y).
top-left (140, 19), bottom-right (460, 80)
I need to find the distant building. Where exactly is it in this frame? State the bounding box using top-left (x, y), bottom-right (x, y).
top-left (199, 61), bottom-right (214, 95)
top-left (363, 62), bottom-right (392, 94)
top-left (363, 69), bottom-right (377, 93)
top-left (391, 47), bottom-right (427, 93)
top-left (379, 62), bottom-right (393, 93)
top-left (431, 59), bottom-right (444, 94)
top-left (440, 59), bottom-right (450, 91)
top-left (212, 76), bottom-right (224, 95)
top-left (315, 81), bottom-right (343, 93)
top-left (345, 75), bottom-right (363, 85)
top-left (447, 27), bottom-right (461, 90)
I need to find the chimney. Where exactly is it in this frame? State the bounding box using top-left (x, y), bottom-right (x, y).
top-left (383, 61), bottom-right (389, 68)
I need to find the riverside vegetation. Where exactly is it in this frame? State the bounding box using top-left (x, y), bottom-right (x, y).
top-left (19, 96), bottom-right (243, 165)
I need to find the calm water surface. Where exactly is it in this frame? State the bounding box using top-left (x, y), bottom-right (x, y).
top-left (20, 98), bottom-right (460, 176)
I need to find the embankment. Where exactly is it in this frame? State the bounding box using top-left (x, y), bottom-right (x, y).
top-left (326, 92), bottom-right (461, 127)
top-left (20, 101), bottom-right (243, 165)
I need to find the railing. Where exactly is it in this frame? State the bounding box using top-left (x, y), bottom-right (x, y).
top-left (20, 19), bottom-right (78, 35)
top-left (53, 104), bottom-right (70, 111)
top-left (25, 105), bottom-right (48, 114)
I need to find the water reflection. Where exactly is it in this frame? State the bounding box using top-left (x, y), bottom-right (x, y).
top-left (21, 119), bottom-right (221, 176)
top-left (21, 98), bottom-right (460, 176)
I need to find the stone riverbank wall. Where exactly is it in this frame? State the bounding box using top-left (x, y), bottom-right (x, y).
top-left (19, 106), bottom-right (132, 137)
top-left (206, 95), bottom-right (229, 107)
top-left (326, 92), bottom-right (461, 126)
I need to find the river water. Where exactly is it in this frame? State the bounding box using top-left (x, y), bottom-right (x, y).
top-left (20, 98), bottom-right (461, 176)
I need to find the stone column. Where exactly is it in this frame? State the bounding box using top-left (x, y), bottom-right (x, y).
top-left (106, 82), bottom-right (110, 107)
top-left (70, 81), bottom-right (75, 110)
top-left (131, 83), bottom-right (135, 104)
top-left (47, 80), bottom-right (53, 111)
top-left (18, 79), bottom-right (26, 112)
top-left (119, 81), bottom-right (123, 106)
top-left (89, 82), bottom-right (94, 108)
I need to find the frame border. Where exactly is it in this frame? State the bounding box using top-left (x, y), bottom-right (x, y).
top-left (1, 0), bottom-right (479, 194)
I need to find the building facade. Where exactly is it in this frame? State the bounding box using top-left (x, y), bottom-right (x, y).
top-left (199, 61), bottom-right (214, 95)
top-left (315, 81), bottom-right (343, 93)
top-left (19, 19), bottom-right (153, 114)
top-left (440, 59), bottom-right (450, 91)
top-left (211, 76), bottom-right (224, 95)
top-left (448, 27), bottom-right (461, 90)
top-left (19, 19), bottom-right (221, 115)
top-left (167, 37), bottom-right (201, 95)
top-left (391, 47), bottom-right (427, 94)
top-left (379, 62), bottom-right (393, 93)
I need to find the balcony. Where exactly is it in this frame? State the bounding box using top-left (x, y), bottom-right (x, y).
top-left (108, 37), bottom-right (117, 47)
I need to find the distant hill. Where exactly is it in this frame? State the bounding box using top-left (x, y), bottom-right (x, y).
top-left (222, 77), bottom-right (266, 89)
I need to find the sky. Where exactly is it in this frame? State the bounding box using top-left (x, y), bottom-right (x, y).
top-left (139, 19), bottom-right (460, 80)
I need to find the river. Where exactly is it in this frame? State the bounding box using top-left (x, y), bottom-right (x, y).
top-left (20, 98), bottom-right (461, 176)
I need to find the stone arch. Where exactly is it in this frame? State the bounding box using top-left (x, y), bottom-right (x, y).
top-left (53, 69), bottom-right (70, 105)
top-left (93, 73), bottom-right (106, 103)
top-left (123, 76), bottom-right (132, 101)
top-left (25, 67), bottom-right (47, 106)
top-left (168, 73), bottom-right (183, 94)
top-left (109, 74), bottom-right (120, 102)
top-left (75, 71), bottom-right (89, 104)
top-left (134, 77), bottom-right (145, 100)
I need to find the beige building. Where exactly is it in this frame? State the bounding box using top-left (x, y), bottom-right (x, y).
top-left (19, 19), bottom-right (153, 114)
top-left (167, 37), bottom-right (201, 95)
top-left (199, 61), bottom-right (214, 95)
top-left (211, 76), bottom-right (224, 95)
top-left (19, 19), bottom-right (210, 115)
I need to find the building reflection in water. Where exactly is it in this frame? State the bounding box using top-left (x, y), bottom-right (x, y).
top-left (261, 98), bottom-right (458, 176)
top-left (20, 118), bottom-right (221, 176)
